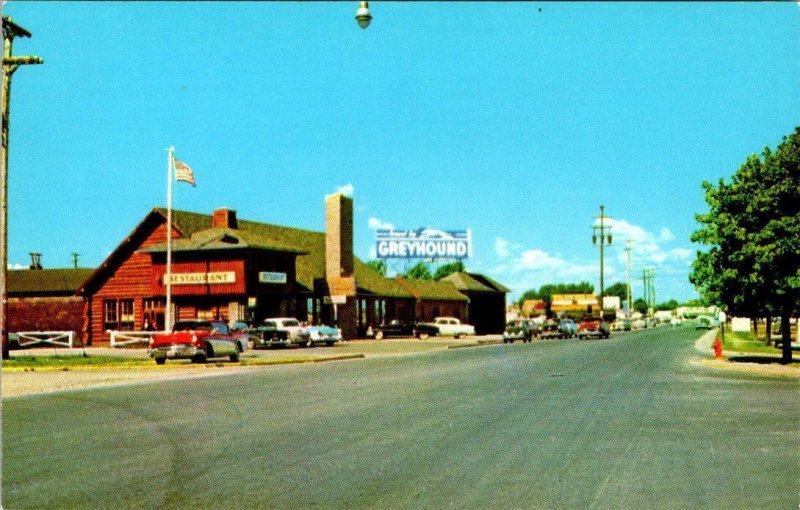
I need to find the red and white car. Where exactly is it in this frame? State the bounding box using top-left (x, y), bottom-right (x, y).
top-left (149, 320), bottom-right (247, 365)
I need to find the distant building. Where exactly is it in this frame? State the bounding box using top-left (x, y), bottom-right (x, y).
top-left (7, 267), bottom-right (93, 343)
top-left (521, 299), bottom-right (545, 317)
top-left (551, 293), bottom-right (598, 316)
top-left (602, 296), bottom-right (621, 311)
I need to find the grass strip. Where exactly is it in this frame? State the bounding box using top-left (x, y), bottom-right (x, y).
top-left (3, 353), bottom-right (366, 372)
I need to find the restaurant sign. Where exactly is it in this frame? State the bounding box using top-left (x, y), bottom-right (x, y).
top-left (168, 271), bottom-right (236, 285)
top-left (376, 228), bottom-right (471, 259)
top-left (259, 271), bottom-right (288, 284)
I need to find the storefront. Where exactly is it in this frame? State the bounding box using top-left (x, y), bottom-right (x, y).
top-left (77, 195), bottom-right (507, 344)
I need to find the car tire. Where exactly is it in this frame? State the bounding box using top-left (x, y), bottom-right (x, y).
top-left (454, 334), bottom-right (462, 340)
top-left (191, 352), bottom-right (207, 364)
top-left (417, 332), bottom-right (430, 340)
top-left (325, 341), bottom-right (335, 347)
top-left (230, 351), bottom-right (240, 362)
top-left (155, 357), bottom-right (166, 365)
top-left (375, 331), bottom-right (384, 340)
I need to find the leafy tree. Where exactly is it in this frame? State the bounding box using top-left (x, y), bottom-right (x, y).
top-left (403, 261), bottom-right (433, 280)
top-left (365, 259), bottom-right (387, 276)
top-left (633, 298), bottom-right (648, 315)
top-left (517, 289), bottom-right (540, 308)
top-left (604, 282), bottom-right (628, 301)
top-left (690, 127), bottom-right (800, 362)
top-left (433, 261), bottom-right (465, 280)
top-left (655, 300), bottom-right (679, 311)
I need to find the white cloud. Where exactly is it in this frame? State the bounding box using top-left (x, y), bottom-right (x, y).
top-left (495, 237), bottom-right (510, 258)
top-left (670, 248), bottom-right (693, 260)
top-left (335, 184), bottom-right (354, 196)
top-left (659, 228), bottom-right (675, 242)
top-left (368, 217), bottom-right (394, 230)
top-left (7, 263), bottom-right (27, 270)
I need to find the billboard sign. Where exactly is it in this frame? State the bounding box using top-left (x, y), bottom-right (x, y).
top-left (376, 228), bottom-right (471, 259)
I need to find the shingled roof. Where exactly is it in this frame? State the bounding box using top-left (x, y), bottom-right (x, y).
top-left (7, 268), bottom-right (95, 296)
top-left (442, 272), bottom-right (510, 293)
top-left (394, 277), bottom-right (469, 301)
top-left (156, 209), bottom-right (411, 297)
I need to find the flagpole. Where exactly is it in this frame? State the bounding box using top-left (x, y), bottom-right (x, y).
top-left (166, 146), bottom-right (174, 331)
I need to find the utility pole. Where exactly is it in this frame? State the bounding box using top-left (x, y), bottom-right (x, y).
top-left (592, 205), bottom-right (612, 316)
top-left (2, 16), bottom-right (43, 360)
top-left (625, 240), bottom-right (632, 316)
top-left (642, 268), bottom-right (655, 315)
top-left (71, 252), bottom-right (79, 269)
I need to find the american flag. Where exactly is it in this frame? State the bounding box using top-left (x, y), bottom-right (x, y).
top-left (174, 158), bottom-right (196, 186)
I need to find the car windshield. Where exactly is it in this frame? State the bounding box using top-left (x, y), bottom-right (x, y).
top-left (211, 322), bottom-right (229, 334)
top-left (263, 321), bottom-right (277, 328)
top-left (283, 320), bottom-right (300, 327)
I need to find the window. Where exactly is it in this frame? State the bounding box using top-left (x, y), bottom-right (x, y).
top-left (103, 300), bottom-right (118, 331)
top-left (119, 299), bottom-right (134, 331)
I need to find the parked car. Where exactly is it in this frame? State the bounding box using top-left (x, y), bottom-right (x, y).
top-left (539, 319), bottom-right (563, 339)
top-left (228, 321), bottom-right (253, 351)
top-left (695, 316), bottom-right (717, 330)
top-left (250, 317), bottom-right (310, 348)
top-left (303, 324), bottom-right (343, 347)
top-left (149, 320), bottom-right (243, 365)
top-left (429, 317), bottom-right (475, 339)
top-left (503, 319), bottom-right (538, 343)
top-left (369, 320), bottom-right (439, 340)
top-left (577, 319), bottom-right (610, 339)
top-left (559, 318), bottom-right (578, 338)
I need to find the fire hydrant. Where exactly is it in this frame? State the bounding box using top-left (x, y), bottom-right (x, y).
top-left (713, 336), bottom-right (723, 359)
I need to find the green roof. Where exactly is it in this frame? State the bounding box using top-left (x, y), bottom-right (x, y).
top-left (442, 272), bottom-right (509, 293)
top-left (157, 209), bottom-right (413, 297)
top-left (7, 268), bottom-right (95, 296)
top-left (140, 227), bottom-right (307, 255)
top-left (394, 278), bottom-right (469, 301)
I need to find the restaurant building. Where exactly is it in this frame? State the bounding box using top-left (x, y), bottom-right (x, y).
top-left (76, 194), bottom-right (507, 344)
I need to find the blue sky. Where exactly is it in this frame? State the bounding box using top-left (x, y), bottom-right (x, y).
top-left (3, 2), bottom-right (799, 303)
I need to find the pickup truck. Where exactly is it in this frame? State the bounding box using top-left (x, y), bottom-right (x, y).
top-left (149, 320), bottom-right (244, 365)
top-left (428, 317), bottom-right (475, 339)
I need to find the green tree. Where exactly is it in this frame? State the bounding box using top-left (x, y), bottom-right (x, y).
top-left (655, 300), bottom-right (679, 311)
top-left (690, 127), bottom-right (800, 362)
top-left (433, 260), bottom-right (465, 280)
top-left (633, 298), bottom-right (648, 315)
top-left (403, 261), bottom-right (433, 280)
top-left (517, 289), bottom-right (539, 307)
top-left (365, 259), bottom-right (387, 276)
top-left (604, 282), bottom-right (628, 301)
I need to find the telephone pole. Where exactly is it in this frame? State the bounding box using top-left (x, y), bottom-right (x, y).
top-left (2, 16), bottom-right (43, 359)
top-left (625, 240), bottom-right (632, 316)
top-left (592, 205), bottom-right (612, 315)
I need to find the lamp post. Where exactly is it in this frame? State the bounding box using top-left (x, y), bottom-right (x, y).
top-left (592, 205), bottom-right (612, 316)
top-left (1, 16), bottom-right (43, 360)
top-left (355, 0), bottom-right (372, 29)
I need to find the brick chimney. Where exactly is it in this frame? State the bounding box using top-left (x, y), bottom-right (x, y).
top-left (212, 208), bottom-right (237, 229)
top-left (325, 193), bottom-right (357, 339)
top-left (325, 194), bottom-right (353, 278)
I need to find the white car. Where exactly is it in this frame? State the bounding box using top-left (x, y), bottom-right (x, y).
top-left (251, 317), bottom-right (310, 348)
top-left (430, 317), bottom-right (475, 339)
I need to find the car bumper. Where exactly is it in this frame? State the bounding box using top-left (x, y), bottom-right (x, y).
top-left (149, 344), bottom-right (201, 360)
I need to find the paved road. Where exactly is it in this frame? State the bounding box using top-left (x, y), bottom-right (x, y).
top-left (3, 326), bottom-right (798, 509)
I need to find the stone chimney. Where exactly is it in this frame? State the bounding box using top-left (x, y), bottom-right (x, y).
top-left (325, 193), bottom-right (357, 339)
top-left (212, 208), bottom-right (237, 229)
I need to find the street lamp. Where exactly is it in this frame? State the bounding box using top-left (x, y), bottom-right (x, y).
top-left (355, 0), bottom-right (372, 29)
top-left (592, 205), bottom-right (612, 316)
top-left (2, 16), bottom-right (43, 360)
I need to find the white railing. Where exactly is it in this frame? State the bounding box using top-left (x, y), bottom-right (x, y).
top-left (12, 331), bottom-right (74, 348)
top-left (109, 330), bottom-right (166, 347)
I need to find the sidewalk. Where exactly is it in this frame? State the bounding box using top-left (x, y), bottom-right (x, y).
top-left (693, 329), bottom-right (800, 379)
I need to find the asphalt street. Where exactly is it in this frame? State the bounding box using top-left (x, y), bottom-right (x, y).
top-left (3, 326), bottom-right (798, 509)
